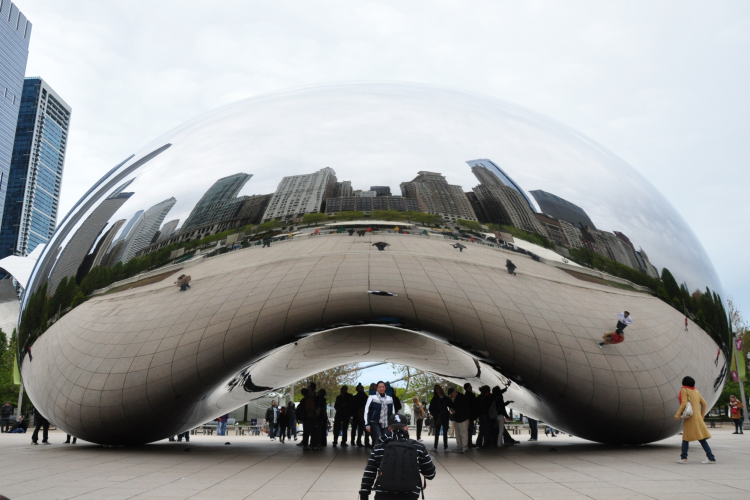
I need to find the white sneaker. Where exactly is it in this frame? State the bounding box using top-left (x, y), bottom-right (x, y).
top-left (701, 460), bottom-right (716, 464)
top-left (677, 459), bottom-right (687, 464)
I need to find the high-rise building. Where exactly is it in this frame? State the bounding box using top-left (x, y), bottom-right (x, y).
top-left (529, 189), bottom-right (596, 230)
top-left (325, 196), bottom-right (419, 214)
top-left (0, 2), bottom-right (32, 227)
top-left (471, 166), bottom-right (544, 234)
top-left (236, 193), bottom-right (272, 225)
top-left (155, 219), bottom-right (180, 243)
top-left (466, 159), bottom-right (536, 213)
top-left (183, 173), bottom-right (252, 231)
top-left (464, 192), bottom-right (489, 224)
top-left (400, 171), bottom-right (477, 222)
top-left (90, 219), bottom-right (125, 269)
top-left (0, 78), bottom-right (71, 259)
top-left (354, 190), bottom-right (376, 197)
top-left (115, 197), bottom-right (176, 265)
top-left (262, 167), bottom-right (337, 222)
top-left (47, 190), bottom-right (133, 294)
top-left (333, 181), bottom-right (352, 198)
top-left (370, 186), bottom-right (391, 197)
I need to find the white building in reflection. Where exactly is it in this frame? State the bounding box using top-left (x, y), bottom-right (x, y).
top-left (115, 197), bottom-right (176, 264)
top-left (262, 167), bottom-right (337, 222)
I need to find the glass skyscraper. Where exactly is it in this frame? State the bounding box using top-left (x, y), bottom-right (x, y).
top-left (0, 77), bottom-right (72, 258)
top-left (0, 2), bottom-right (32, 228)
top-left (465, 159), bottom-right (537, 214)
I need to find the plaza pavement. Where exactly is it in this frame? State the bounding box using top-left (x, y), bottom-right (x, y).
top-left (0, 427), bottom-right (747, 500)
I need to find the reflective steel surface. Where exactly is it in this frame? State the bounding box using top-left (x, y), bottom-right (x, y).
top-left (18, 83), bottom-right (729, 445)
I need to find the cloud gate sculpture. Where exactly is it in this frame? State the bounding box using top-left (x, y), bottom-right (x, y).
top-left (18, 83), bottom-right (729, 445)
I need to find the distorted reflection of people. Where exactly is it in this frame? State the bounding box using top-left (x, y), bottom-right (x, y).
top-left (506, 259), bottom-right (517, 275)
top-left (452, 243), bottom-right (466, 252)
top-left (372, 242), bottom-right (390, 251)
top-left (175, 274), bottom-right (191, 291)
top-left (599, 311), bottom-right (631, 347)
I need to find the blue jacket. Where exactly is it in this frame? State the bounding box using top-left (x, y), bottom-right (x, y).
top-left (364, 394), bottom-right (394, 426)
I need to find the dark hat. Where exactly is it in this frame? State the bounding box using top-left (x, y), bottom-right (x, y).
top-left (388, 413), bottom-right (408, 428)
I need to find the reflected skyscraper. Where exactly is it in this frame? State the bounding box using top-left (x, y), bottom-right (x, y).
top-left (47, 190), bottom-right (133, 294)
top-left (530, 189), bottom-right (596, 230)
top-left (115, 197), bottom-right (176, 264)
top-left (183, 173), bottom-right (252, 231)
top-left (0, 2), bottom-right (32, 227)
top-left (400, 171), bottom-right (477, 222)
top-left (155, 219), bottom-right (179, 243)
top-left (263, 167), bottom-right (337, 222)
top-left (466, 159), bottom-right (536, 213)
top-left (0, 77), bottom-right (71, 259)
top-left (333, 180), bottom-right (352, 198)
top-left (471, 166), bottom-right (544, 234)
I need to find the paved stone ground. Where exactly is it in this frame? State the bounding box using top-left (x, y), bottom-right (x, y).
top-left (0, 427), bottom-right (747, 500)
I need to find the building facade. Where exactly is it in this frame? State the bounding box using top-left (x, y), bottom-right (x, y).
top-left (0, 2), bottom-right (32, 228)
top-left (325, 195), bottom-right (419, 214)
top-left (115, 197), bottom-right (176, 265)
top-left (466, 159), bottom-right (536, 213)
top-left (0, 77), bottom-right (71, 258)
top-left (262, 167), bottom-right (337, 222)
top-left (370, 186), bottom-right (391, 197)
top-left (183, 173), bottom-right (252, 231)
top-left (471, 166), bottom-right (544, 234)
top-left (333, 181), bottom-right (352, 198)
top-left (529, 189), bottom-right (596, 230)
top-left (47, 191), bottom-right (132, 294)
top-left (236, 193), bottom-right (272, 225)
top-left (400, 171), bottom-right (477, 222)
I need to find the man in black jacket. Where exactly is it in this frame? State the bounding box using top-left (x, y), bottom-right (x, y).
top-left (360, 414), bottom-right (436, 500)
top-left (476, 386), bottom-right (492, 448)
top-left (297, 388), bottom-right (318, 450)
top-left (0, 402), bottom-right (12, 432)
top-left (31, 408), bottom-right (50, 445)
top-left (333, 386), bottom-right (353, 447)
top-left (315, 388), bottom-right (328, 448)
top-left (351, 383), bottom-right (369, 447)
top-left (265, 400), bottom-right (280, 441)
top-left (463, 383), bottom-right (478, 448)
top-left (10, 416), bottom-right (28, 433)
top-left (449, 388), bottom-right (470, 453)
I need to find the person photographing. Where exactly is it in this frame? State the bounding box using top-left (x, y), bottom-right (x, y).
top-left (360, 413), bottom-right (436, 500)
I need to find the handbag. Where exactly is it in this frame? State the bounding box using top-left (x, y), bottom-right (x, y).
top-left (680, 389), bottom-right (694, 419)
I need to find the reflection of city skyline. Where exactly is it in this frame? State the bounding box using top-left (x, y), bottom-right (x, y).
top-left (73, 156), bottom-right (662, 286)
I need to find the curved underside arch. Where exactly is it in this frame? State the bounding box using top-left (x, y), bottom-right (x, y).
top-left (21, 234), bottom-right (723, 445)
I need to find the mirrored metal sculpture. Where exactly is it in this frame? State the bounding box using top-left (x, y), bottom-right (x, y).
top-left (17, 83), bottom-right (729, 445)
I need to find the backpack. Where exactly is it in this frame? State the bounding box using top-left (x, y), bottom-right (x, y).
top-left (488, 399), bottom-right (499, 420)
top-left (375, 440), bottom-right (422, 493)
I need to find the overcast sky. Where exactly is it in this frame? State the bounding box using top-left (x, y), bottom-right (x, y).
top-left (20, 0), bottom-right (750, 329)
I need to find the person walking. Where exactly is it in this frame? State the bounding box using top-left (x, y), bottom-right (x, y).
top-left (278, 406), bottom-right (289, 442)
top-left (675, 376), bottom-right (716, 464)
top-left (426, 414), bottom-right (434, 436)
top-left (265, 401), bottom-right (280, 440)
top-left (0, 402), bottom-right (12, 432)
top-left (729, 395), bottom-right (744, 434)
top-left (262, 236), bottom-right (272, 248)
top-left (599, 311), bottom-right (632, 347)
top-left (527, 417), bottom-right (538, 441)
top-left (286, 400), bottom-right (298, 441)
top-left (448, 388), bottom-right (470, 453)
top-left (463, 383), bottom-right (478, 448)
top-left (351, 383), bottom-right (369, 447)
top-left (64, 434), bottom-right (77, 444)
top-left (359, 414), bottom-right (436, 500)
top-left (364, 381), bottom-right (394, 445)
top-left (216, 413), bottom-right (229, 436)
top-left (333, 386), bottom-right (353, 447)
top-left (476, 386), bottom-right (492, 448)
top-left (428, 385), bottom-right (451, 451)
top-left (30, 408), bottom-right (50, 445)
top-left (411, 397), bottom-right (425, 441)
top-left (297, 388), bottom-right (318, 450)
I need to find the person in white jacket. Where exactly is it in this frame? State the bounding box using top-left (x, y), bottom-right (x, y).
top-left (363, 381), bottom-right (394, 445)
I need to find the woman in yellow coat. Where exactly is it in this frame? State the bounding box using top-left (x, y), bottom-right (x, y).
top-left (674, 376), bottom-right (716, 464)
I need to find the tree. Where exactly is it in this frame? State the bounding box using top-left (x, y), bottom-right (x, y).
top-left (371, 210), bottom-right (404, 221)
top-left (333, 211), bottom-right (366, 221)
top-left (389, 365), bottom-right (457, 404)
top-left (404, 212), bottom-right (439, 226)
top-left (661, 268), bottom-right (681, 301)
top-left (302, 213), bottom-right (329, 226)
top-left (296, 364), bottom-right (362, 405)
top-left (255, 219), bottom-right (283, 234)
top-left (457, 219), bottom-right (482, 232)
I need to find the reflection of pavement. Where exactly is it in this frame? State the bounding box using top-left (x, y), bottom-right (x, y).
top-left (0, 428), bottom-right (746, 500)
top-left (24, 234), bottom-right (721, 445)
